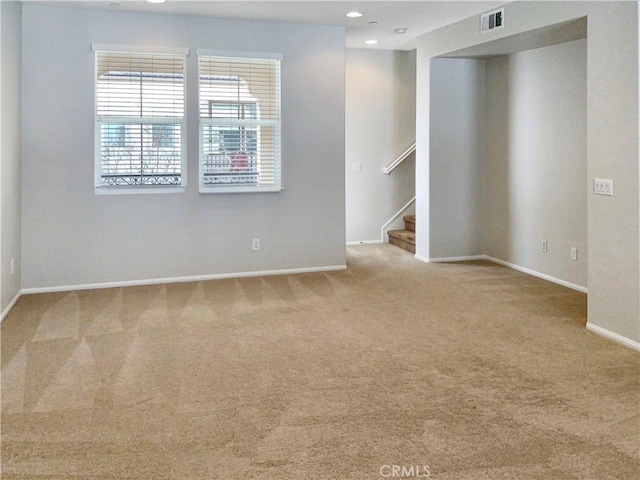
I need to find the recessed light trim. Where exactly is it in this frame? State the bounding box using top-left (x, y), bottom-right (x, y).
top-left (346, 11), bottom-right (364, 18)
top-left (365, 39), bottom-right (378, 45)
top-left (147, 0), bottom-right (166, 4)
top-left (395, 28), bottom-right (409, 34)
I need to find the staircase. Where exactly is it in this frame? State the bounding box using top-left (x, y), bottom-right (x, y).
top-left (388, 215), bottom-right (415, 253)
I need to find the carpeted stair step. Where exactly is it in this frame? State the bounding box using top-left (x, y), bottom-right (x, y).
top-left (404, 215), bottom-right (415, 232)
top-left (388, 229), bottom-right (415, 253)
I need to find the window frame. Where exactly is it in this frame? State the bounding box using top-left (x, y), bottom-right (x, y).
top-left (93, 44), bottom-right (189, 195)
top-left (197, 49), bottom-right (283, 194)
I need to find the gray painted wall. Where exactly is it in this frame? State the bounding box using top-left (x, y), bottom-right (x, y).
top-left (484, 39), bottom-right (587, 288)
top-left (21, 5), bottom-right (346, 289)
top-left (429, 58), bottom-right (485, 259)
top-left (345, 48), bottom-right (416, 244)
top-left (417, 2), bottom-right (639, 345)
top-left (0, 1), bottom-right (22, 313)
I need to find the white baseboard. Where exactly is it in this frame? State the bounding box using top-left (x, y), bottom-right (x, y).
top-left (414, 253), bottom-right (637, 351)
top-left (346, 240), bottom-right (383, 246)
top-left (586, 323), bottom-right (640, 351)
top-left (428, 255), bottom-right (488, 263)
top-left (414, 254), bottom-right (430, 264)
top-left (484, 256), bottom-right (588, 294)
top-left (10, 257), bottom-right (639, 351)
top-left (21, 264), bottom-right (348, 295)
top-left (415, 253), bottom-right (587, 293)
top-left (1, 290), bottom-right (22, 324)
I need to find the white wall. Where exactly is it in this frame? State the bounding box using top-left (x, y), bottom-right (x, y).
top-left (21, 5), bottom-right (346, 290)
top-left (484, 40), bottom-right (587, 288)
top-left (586, 3), bottom-right (639, 346)
top-left (429, 58), bottom-right (485, 259)
top-left (0, 1), bottom-right (22, 314)
top-left (345, 48), bottom-right (415, 244)
top-left (417, 2), bottom-right (639, 346)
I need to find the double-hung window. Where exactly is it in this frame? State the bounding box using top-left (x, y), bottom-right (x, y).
top-left (94, 46), bottom-right (187, 192)
top-left (198, 51), bottom-right (282, 193)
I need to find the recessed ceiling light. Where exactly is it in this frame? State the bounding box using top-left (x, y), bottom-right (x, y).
top-left (369, 21), bottom-right (379, 25)
top-left (346, 11), bottom-right (364, 18)
top-left (147, 0), bottom-right (166, 4)
top-left (365, 39), bottom-right (378, 45)
top-left (395, 28), bottom-right (409, 34)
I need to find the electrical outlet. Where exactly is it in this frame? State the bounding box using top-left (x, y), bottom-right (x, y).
top-left (571, 247), bottom-right (578, 261)
top-left (10, 258), bottom-right (15, 276)
top-left (541, 240), bottom-right (548, 253)
top-left (252, 238), bottom-right (260, 251)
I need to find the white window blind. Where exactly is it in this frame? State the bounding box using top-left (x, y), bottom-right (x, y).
top-left (95, 50), bottom-right (186, 190)
top-left (198, 52), bottom-right (282, 193)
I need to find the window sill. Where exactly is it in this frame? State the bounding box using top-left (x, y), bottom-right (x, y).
top-left (95, 185), bottom-right (187, 196)
top-left (199, 185), bottom-right (283, 194)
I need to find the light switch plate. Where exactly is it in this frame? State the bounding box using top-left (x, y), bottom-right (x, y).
top-left (594, 178), bottom-right (613, 196)
top-left (570, 247), bottom-right (578, 261)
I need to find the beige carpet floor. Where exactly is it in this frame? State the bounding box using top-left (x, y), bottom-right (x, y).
top-left (1, 244), bottom-right (639, 479)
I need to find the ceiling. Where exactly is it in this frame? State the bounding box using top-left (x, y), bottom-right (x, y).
top-left (27, 0), bottom-right (507, 51)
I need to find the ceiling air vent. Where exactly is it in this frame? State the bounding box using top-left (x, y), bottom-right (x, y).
top-left (481, 8), bottom-right (504, 33)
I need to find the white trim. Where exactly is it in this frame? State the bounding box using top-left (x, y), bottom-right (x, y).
top-left (415, 253), bottom-right (640, 349)
top-left (414, 254), bottom-right (430, 264)
top-left (485, 256), bottom-right (588, 293)
top-left (415, 253), bottom-right (588, 294)
top-left (586, 323), bottom-right (640, 351)
top-left (346, 240), bottom-right (383, 246)
top-left (92, 44), bottom-right (190, 55)
top-left (383, 142), bottom-right (416, 175)
top-left (96, 186), bottom-right (186, 196)
top-left (197, 54), bottom-right (282, 194)
top-left (196, 49), bottom-right (283, 60)
top-left (21, 265), bottom-right (347, 295)
top-left (381, 197), bottom-right (415, 243)
top-left (94, 50), bottom-right (188, 192)
top-left (429, 255), bottom-right (487, 263)
top-left (1, 291), bottom-right (22, 324)
top-left (199, 185), bottom-right (283, 194)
